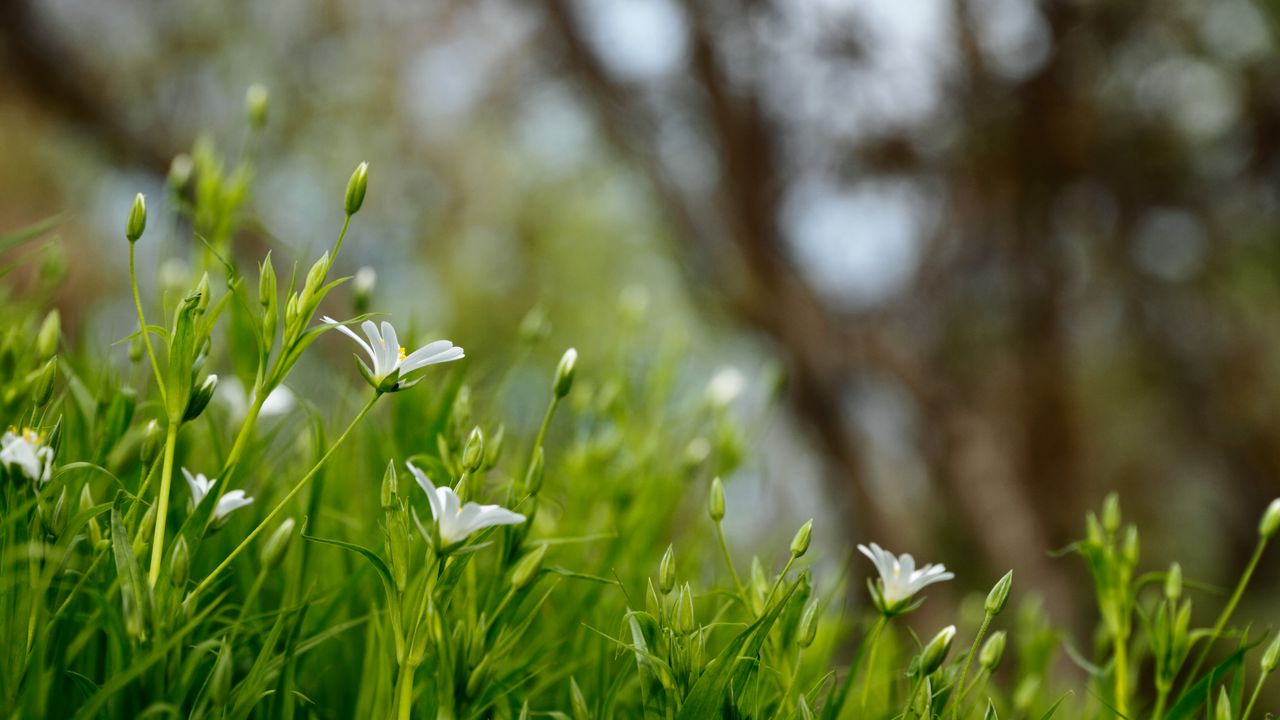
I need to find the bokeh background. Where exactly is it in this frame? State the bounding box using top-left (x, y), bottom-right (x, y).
top-left (3, 0), bottom-right (1280, 634)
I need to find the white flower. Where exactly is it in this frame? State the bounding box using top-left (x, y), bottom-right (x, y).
top-left (322, 316), bottom-right (464, 390)
top-left (706, 367), bottom-right (746, 407)
top-left (219, 376), bottom-right (296, 420)
top-left (1, 427), bottom-right (54, 484)
top-left (406, 462), bottom-right (525, 546)
top-left (859, 542), bottom-right (954, 611)
top-left (182, 468), bottom-right (254, 521)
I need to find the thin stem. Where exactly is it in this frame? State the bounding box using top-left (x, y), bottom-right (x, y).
top-left (860, 616), bottom-right (889, 715)
top-left (331, 214), bottom-right (352, 266)
top-left (1182, 537), bottom-right (1268, 692)
top-left (147, 422), bottom-right (180, 587)
top-left (394, 661), bottom-right (416, 720)
top-left (1242, 671), bottom-right (1266, 720)
top-left (1113, 629), bottom-right (1130, 717)
top-left (531, 396), bottom-right (559, 463)
top-left (762, 556), bottom-right (796, 613)
top-left (129, 243), bottom-right (168, 409)
top-left (949, 613), bottom-right (993, 720)
top-left (714, 520), bottom-right (747, 608)
top-left (218, 390), bottom-right (266, 486)
top-left (1151, 688), bottom-right (1168, 720)
top-left (187, 393), bottom-right (381, 603)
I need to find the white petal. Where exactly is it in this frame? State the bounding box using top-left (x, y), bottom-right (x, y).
top-left (406, 462), bottom-right (445, 524)
top-left (380, 322), bottom-right (401, 371)
top-left (324, 316), bottom-right (375, 363)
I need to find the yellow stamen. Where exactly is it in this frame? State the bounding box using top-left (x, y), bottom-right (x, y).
top-left (398, 346), bottom-right (407, 361)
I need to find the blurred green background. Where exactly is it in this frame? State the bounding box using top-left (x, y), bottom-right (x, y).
top-left (2, 0), bottom-right (1280, 636)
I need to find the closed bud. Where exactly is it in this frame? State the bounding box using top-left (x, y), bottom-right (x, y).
top-left (80, 485), bottom-right (103, 546)
top-left (1123, 525), bottom-right (1140, 565)
top-left (245, 83), bottom-right (268, 128)
top-left (344, 162), bottom-right (368, 216)
top-left (709, 477), bottom-right (725, 522)
top-left (32, 357), bottom-right (57, 406)
top-left (129, 336), bottom-right (144, 364)
top-left (126, 193), bottom-right (147, 243)
top-left (210, 647), bottom-right (233, 704)
top-left (1260, 498), bottom-right (1280, 540)
top-left (298, 252), bottom-right (329, 312)
top-left (259, 254), bottom-right (277, 308)
top-left (50, 486), bottom-right (68, 536)
top-left (675, 583), bottom-right (696, 635)
top-left (353, 266), bottom-right (376, 314)
top-left (260, 518), bottom-right (296, 570)
top-left (465, 654), bottom-right (492, 698)
top-left (524, 446), bottom-right (545, 495)
top-left (284, 293), bottom-right (299, 330)
top-left (790, 519), bottom-right (813, 558)
top-left (133, 503), bottom-right (157, 557)
top-left (554, 348), bottom-right (577, 398)
top-left (980, 630), bottom-right (1007, 671)
top-left (1165, 562), bottom-right (1182, 602)
top-left (985, 570), bottom-right (1013, 616)
top-left (797, 599), bottom-right (819, 648)
top-left (183, 375), bottom-right (218, 422)
top-left (645, 579), bottom-right (661, 619)
top-left (1215, 687), bottom-right (1231, 720)
top-left (168, 153), bottom-right (193, 191)
top-left (381, 460), bottom-right (398, 509)
top-left (1263, 630), bottom-right (1280, 674)
top-left (462, 427), bottom-right (485, 473)
top-left (569, 678), bottom-right (590, 720)
top-left (658, 545), bottom-right (676, 595)
top-left (36, 310), bottom-right (60, 360)
top-left (1102, 493), bottom-right (1121, 535)
top-left (1086, 512), bottom-right (1104, 545)
top-left (919, 625), bottom-right (956, 675)
top-left (511, 544), bottom-right (547, 590)
top-left (141, 420), bottom-right (163, 465)
top-left (170, 535), bottom-right (190, 588)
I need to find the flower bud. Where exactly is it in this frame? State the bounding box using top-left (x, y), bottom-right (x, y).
top-left (129, 336), bottom-right (144, 364)
top-left (790, 519), bottom-right (813, 558)
top-left (260, 518), bottom-right (296, 570)
top-left (554, 348), bottom-right (577, 398)
top-left (1263, 630), bottom-right (1280, 674)
top-left (919, 625), bottom-right (956, 675)
top-left (210, 647), bottom-right (232, 704)
top-left (569, 678), bottom-right (590, 720)
top-left (980, 630), bottom-right (1007, 671)
top-left (1085, 512), bottom-right (1103, 545)
top-left (183, 375), bottom-right (218, 422)
top-left (659, 545), bottom-right (676, 595)
top-left (524, 446), bottom-right (545, 495)
top-left (170, 535), bottom-right (190, 588)
top-left (675, 583), bottom-right (696, 635)
top-left (1215, 687), bottom-right (1231, 720)
top-left (245, 83), bottom-right (268, 129)
top-left (133, 503), bottom-right (157, 557)
top-left (381, 460), bottom-right (398, 509)
top-left (126, 193), bottom-right (147, 243)
top-left (511, 543), bottom-right (548, 590)
top-left (80, 485), bottom-right (103, 547)
top-left (1101, 493), bottom-right (1121, 535)
top-left (518, 306), bottom-right (550, 345)
top-left (985, 570), bottom-right (1013, 616)
top-left (32, 357), bottom-right (57, 406)
top-left (1123, 524), bottom-right (1140, 565)
top-left (797, 598), bottom-right (819, 648)
top-left (709, 477), bottom-right (725, 522)
top-left (344, 162), bottom-right (368, 216)
top-left (645, 579), bottom-right (661, 619)
top-left (353, 266), bottom-right (376, 314)
top-left (168, 153), bottom-right (193, 191)
top-left (1165, 562), bottom-right (1182, 602)
top-left (141, 420), bottom-right (163, 465)
top-left (462, 427), bottom-right (485, 473)
top-left (1260, 498), bottom-right (1280, 541)
top-left (36, 310), bottom-right (60, 360)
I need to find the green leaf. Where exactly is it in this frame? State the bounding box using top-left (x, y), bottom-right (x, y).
top-left (109, 495), bottom-right (152, 642)
top-left (300, 520), bottom-right (396, 601)
top-left (1166, 645), bottom-right (1250, 720)
top-left (675, 579), bottom-right (799, 720)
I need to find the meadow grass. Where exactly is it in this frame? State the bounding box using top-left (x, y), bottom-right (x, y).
top-left (2, 96), bottom-right (1279, 719)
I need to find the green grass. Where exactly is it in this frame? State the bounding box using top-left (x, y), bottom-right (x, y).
top-left (1, 105), bottom-right (1279, 719)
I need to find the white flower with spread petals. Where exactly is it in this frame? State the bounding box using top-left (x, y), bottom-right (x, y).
top-left (183, 468), bottom-right (254, 522)
top-left (322, 316), bottom-right (464, 392)
top-left (859, 542), bottom-right (954, 614)
top-left (406, 462), bottom-right (525, 546)
top-left (1, 427), bottom-right (54, 485)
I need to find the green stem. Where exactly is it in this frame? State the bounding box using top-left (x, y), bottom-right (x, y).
top-left (861, 616), bottom-right (889, 715)
top-left (1151, 689), bottom-right (1168, 720)
top-left (147, 422), bottom-right (180, 587)
top-left (331, 214), bottom-right (352, 266)
top-left (1242, 672), bottom-right (1266, 720)
top-left (1113, 629), bottom-right (1129, 717)
top-left (531, 396), bottom-right (559, 462)
top-left (186, 393), bottom-right (380, 603)
top-left (762, 556), bottom-right (796, 613)
top-left (714, 520), bottom-right (748, 608)
top-left (219, 390), bottom-right (266, 486)
top-left (394, 660), bottom-right (416, 720)
top-left (950, 613), bottom-right (993, 720)
top-left (128, 242), bottom-right (168, 409)
top-left (1182, 537), bottom-right (1268, 693)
